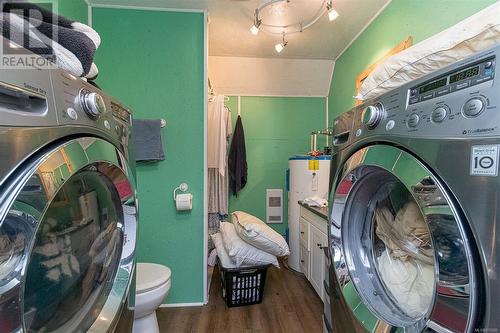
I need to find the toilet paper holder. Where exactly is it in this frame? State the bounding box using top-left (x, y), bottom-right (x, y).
top-left (173, 183), bottom-right (189, 201)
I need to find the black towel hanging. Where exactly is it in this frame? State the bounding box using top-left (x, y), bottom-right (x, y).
top-left (228, 115), bottom-right (247, 196)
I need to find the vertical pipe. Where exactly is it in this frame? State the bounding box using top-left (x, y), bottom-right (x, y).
top-left (238, 96), bottom-right (241, 116)
top-left (325, 96), bottom-right (329, 147)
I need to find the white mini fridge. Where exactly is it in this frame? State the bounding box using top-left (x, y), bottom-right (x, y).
top-left (287, 155), bottom-right (331, 271)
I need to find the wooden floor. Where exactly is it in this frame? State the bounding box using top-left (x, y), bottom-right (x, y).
top-left (157, 265), bottom-right (324, 333)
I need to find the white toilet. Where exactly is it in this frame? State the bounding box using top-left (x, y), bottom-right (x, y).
top-left (133, 263), bottom-right (172, 333)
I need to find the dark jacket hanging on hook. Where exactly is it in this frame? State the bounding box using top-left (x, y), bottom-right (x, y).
top-left (229, 115), bottom-right (247, 196)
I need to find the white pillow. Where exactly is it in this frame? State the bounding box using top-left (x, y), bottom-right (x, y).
top-left (232, 211), bottom-right (290, 257)
top-left (220, 222), bottom-right (279, 268)
top-left (211, 233), bottom-right (238, 269)
top-left (359, 1), bottom-right (500, 101)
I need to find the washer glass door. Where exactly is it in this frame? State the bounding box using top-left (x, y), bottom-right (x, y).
top-left (0, 137), bottom-right (137, 333)
top-left (329, 145), bottom-right (478, 333)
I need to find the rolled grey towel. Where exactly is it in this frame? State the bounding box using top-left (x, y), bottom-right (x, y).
top-left (134, 119), bottom-right (165, 162)
top-left (1, 2), bottom-right (100, 78)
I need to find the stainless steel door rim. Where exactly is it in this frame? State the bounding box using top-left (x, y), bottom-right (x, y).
top-left (0, 137), bottom-right (137, 333)
top-left (329, 144), bottom-right (478, 333)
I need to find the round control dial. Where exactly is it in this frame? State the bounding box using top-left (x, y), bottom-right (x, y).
top-left (79, 89), bottom-right (106, 119)
top-left (431, 106), bottom-right (448, 123)
top-left (361, 103), bottom-right (385, 129)
top-left (462, 97), bottom-right (486, 118)
top-left (407, 113), bottom-right (420, 128)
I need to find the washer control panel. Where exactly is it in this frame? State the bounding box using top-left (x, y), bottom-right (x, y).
top-left (352, 46), bottom-right (500, 139)
top-left (51, 69), bottom-right (132, 146)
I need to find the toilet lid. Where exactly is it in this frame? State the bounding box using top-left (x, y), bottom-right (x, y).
top-left (136, 263), bottom-right (171, 294)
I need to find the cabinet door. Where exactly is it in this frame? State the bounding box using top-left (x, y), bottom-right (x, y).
top-left (299, 218), bottom-right (310, 250)
top-left (299, 244), bottom-right (310, 279)
top-left (310, 224), bottom-right (327, 299)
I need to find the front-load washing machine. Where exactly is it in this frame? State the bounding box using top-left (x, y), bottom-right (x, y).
top-left (327, 44), bottom-right (500, 332)
top-left (0, 38), bottom-right (137, 332)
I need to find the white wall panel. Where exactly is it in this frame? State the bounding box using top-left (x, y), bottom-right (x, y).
top-left (208, 56), bottom-right (335, 97)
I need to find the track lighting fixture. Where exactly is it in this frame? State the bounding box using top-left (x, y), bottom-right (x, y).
top-left (249, 1), bottom-right (339, 52)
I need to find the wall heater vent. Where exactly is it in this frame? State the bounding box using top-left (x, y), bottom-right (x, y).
top-left (266, 189), bottom-right (283, 224)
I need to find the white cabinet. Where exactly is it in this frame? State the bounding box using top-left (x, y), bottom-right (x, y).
top-left (298, 205), bottom-right (328, 302)
top-left (310, 224), bottom-right (327, 297)
top-left (299, 244), bottom-right (310, 279)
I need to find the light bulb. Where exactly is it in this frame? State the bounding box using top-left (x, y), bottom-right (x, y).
top-left (275, 43), bottom-right (285, 53)
top-left (328, 8), bottom-right (339, 21)
top-left (250, 24), bottom-right (259, 35)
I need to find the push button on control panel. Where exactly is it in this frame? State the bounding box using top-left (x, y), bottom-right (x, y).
top-left (407, 113), bottom-right (420, 128)
top-left (385, 120), bottom-right (395, 131)
top-left (462, 97), bottom-right (485, 117)
top-left (66, 107), bottom-right (78, 120)
top-left (432, 107), bottom-right (448, 123)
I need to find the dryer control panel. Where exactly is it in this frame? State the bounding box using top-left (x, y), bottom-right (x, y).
top-left (351, 45), bottom-right (500, 140)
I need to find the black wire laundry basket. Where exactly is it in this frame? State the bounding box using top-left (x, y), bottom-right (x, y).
top-left (217, 259), bottom-right (270, 307)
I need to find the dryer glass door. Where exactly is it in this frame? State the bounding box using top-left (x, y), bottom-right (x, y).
top-left (329, 145), bottom-right (478, 333)
top-left (0, 138), bottom-right (137, 333)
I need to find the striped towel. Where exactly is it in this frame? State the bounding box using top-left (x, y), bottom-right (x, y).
top-left (1, 2), bottom-right (100, 79)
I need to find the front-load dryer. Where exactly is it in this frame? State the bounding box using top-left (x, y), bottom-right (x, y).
top-left (327, 44), bottom-right (500, 332)
top-left (0, 38), bottom-right (137, 332)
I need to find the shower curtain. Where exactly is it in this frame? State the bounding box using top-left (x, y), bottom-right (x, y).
top-left (207, 95), bottom-right (232, 250)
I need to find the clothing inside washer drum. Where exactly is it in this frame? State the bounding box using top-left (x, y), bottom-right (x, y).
top-left (374, 201), bottom-right (435, 318)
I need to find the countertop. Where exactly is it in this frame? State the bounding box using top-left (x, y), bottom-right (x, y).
top-left (298, 201), bottom-right (328, 220)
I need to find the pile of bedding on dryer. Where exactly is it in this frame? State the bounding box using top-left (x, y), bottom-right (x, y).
top-left (211, 211), bottom-right (290, 269)
top-left (356, 1), bottom-right (500, 102)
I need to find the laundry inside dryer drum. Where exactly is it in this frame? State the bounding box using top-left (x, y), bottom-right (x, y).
top-left (343, 169), bottom-right (436, 328)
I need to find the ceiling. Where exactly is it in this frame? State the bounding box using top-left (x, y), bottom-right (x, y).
top-left (89, 0), bottom-right (391, 60)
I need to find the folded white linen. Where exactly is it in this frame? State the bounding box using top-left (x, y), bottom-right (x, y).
top-left (211, 233), bottom-right (237, 269)
top-left (220, 222), bottom-right (279, 268)
top-left (232, 211), bottom-right (289, 257)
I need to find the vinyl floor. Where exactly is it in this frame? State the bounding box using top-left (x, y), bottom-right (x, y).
top-left (157, 265), bottom-right (324, 333)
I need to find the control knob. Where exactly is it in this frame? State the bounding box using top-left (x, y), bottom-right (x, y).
top-left (431, 106), bottom-right (448, 123)
top-left (79, 89), bottom-right (106, 119)
top-left (362, 103), bottom-right (385, 129)
top-left (462, 97), bottom-right (486, 118)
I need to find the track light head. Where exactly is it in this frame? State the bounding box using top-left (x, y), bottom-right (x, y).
top-left (250, 21), bottom-right (261, 35)
top-left (275, 32), bottom-right (288, 53)
top-left (328, 8), bottom-right (339, 21)
top-left (250, 9), bottom-right (261, 35)
top-left (327, 1), bottom-right (339, 21)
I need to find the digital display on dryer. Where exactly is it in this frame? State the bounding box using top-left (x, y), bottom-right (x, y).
top-left (419, 77), bottom-right (447, 94)
top-left (449, 66), bottom-right (479, 83)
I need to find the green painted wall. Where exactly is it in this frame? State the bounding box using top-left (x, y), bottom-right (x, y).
top-left (92, 8), bottom-right (205, 304)
top-left (328, 0), bottom-right (497, 120)
top-left (34, 0), bottom-right (88, 23)
top-left (225, 96), bottom-right (326, 236)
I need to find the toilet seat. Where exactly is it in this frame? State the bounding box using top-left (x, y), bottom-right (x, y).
top-left (136, 263), bottom-right (171, 294)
